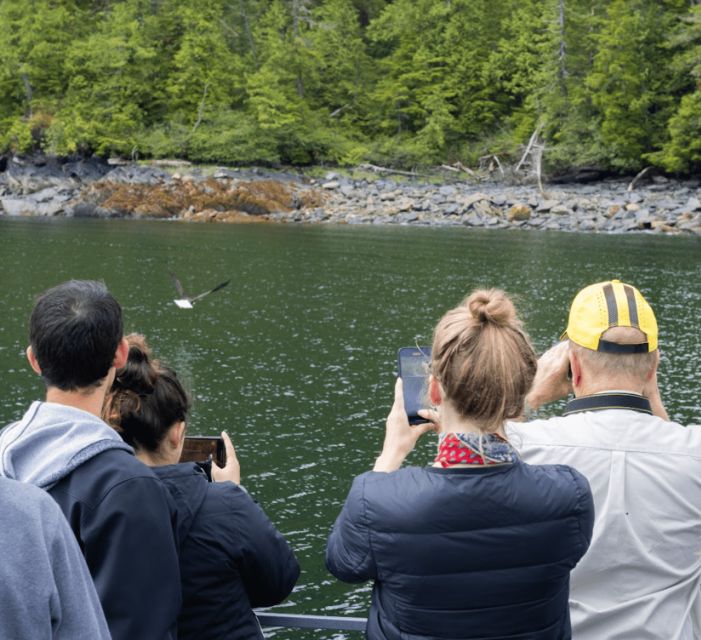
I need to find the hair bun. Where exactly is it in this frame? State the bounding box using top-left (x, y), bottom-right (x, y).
top-left (114, 333), bottom-right (157, 394)
top-left (467, 289), bottom-right (516, 327)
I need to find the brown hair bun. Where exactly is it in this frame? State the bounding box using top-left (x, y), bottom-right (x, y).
top-left (467, 289), bottom-right (517, 327)
top-left (103, 333), bottom-right (191, 452)
top-left (431, 289), bottom-right (536, 431)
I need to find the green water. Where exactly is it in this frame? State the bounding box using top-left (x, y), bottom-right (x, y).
top-left (1, 218), bottom-right (700, 636)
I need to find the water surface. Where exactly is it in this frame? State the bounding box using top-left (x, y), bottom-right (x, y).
top-left (1, 219), bottom-right (699, 637)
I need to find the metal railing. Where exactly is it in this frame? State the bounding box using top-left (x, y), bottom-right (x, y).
top-left (256, 612), bottom-right (367, 632)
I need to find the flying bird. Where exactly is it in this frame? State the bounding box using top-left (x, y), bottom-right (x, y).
top-left (170, 272), bottom-right (230, 309)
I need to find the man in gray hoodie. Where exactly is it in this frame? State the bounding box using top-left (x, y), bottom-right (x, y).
top-left (0, 280), bottom-right (181, 640)
top-left (0, 476), bottom-right (110, 639)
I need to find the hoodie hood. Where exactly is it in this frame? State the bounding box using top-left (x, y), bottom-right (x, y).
top-left (0, 401), bottom-right (133, 489)
top-left (153, 463), bottom-right (209, 545)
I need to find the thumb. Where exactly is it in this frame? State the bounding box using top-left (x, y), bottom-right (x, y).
top-left (220, 430), bottom-right (237, 462)
top-left (414, 421), bottom-right (438, 438)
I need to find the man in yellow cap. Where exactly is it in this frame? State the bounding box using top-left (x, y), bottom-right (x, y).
top-left (509, 279), bottom-right (701, 639)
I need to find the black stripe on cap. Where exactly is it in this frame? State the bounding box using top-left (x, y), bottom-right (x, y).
top-left (598, 339), bottom-right (649, 354)
top-left (603, 283), bottom-right (618, 326)
top-left (623, 284), bottom-right (639, 327)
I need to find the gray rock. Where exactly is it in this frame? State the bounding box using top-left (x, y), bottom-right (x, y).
top-left (439, 185), bottom-right (456, 196)
top-left (550, 205), bottom-right (571, 215)
top-left (537, 199), bottom-right (559, 212)
top-left (462, 192), bottom-right (490, 208)
top-left (339, 184), bottom-right (355, 197)
top-left (104, 165), bottom-right (168, 184)
top-left (651, 198), bottom-right (678, 210)
top-left (62, 159), bottom-right (109, 182)
top-left (69, 203), bottom-right (103, 218)
top-left (686, 197), bottom-right (701, 211)
top-left (0, 197), bottom-right (31, 216)
top-left (398, 211), bottom-right (419, 223)
top-left (443, 203), bottom-right (460, 216)
top-left (322, 181), bottom-right (339, 190)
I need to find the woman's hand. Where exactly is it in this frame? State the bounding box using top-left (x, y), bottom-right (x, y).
top-left (211, 431), bottom-right (241, 484)
top-left (373, 378), bottom-right (437, 473)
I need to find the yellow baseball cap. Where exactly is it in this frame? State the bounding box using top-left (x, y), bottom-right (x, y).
top-left (561, 280), bottom-right (658, 353)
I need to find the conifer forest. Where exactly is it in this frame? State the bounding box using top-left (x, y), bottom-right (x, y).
top-left (0, 0), bottom-right (699, 174)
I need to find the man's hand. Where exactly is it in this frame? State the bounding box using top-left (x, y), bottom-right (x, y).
top-left (373, 378), bottom-right (437, 473)
top-left (211, 431), bottom-right (241, 484)
top-left (525, 341), bottom-right (573, 413)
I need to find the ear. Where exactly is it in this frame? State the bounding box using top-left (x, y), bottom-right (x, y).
top-left (428, 375), bottom-right (443, 406)
top-left (113, 338), bottom-right (129, 370)
top-left (26, 346), bottom-right (42, 375)
top-left (168, 421), bottom-right (186, 449)
top-left (569, 350), bottom-right (583, 390)
top-left (646, 350), bottom-right (660, 381)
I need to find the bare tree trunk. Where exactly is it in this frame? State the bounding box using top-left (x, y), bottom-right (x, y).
top-left (558, 0), bottom-right (568, 81)
top-left (240, 2), bottom-right (257, 65)
top-left (191, 82), bottom-right (209, 134)
top-left (291, 0), bottom-right (306, 98)
top-left (21, 72), bottom-right (33, 118)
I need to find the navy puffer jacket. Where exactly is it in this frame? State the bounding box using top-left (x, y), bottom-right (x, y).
top-left (326, 460), bottom-right (593, 639)
top-left (155, 463), bottom-right (300, 640)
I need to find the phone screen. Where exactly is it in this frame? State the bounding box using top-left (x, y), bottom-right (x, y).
top-left (397, 347), bottom-right (431, 424)
top-left (181, 436), bottom-right (226, 467)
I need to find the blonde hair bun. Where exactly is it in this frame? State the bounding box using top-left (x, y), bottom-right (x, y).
top-left (467, 289), bottom-right (517, 327)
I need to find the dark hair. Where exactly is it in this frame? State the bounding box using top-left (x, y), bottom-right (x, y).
top-left (103, 334), bottom-right (191, 452)
top-left (29, 280), bottom-right (123, 391)
top-left (431, 289), bottom-right (537, 431)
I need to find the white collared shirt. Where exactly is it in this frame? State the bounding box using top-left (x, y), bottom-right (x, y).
top-left (508, 406), bottom-right (701, 640)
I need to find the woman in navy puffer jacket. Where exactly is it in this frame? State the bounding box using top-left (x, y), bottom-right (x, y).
top-left (326, 289), bottom-right (594, 639)
top-left (104, 334), bottom-right (299, 640)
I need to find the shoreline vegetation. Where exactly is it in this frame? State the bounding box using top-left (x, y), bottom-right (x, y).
top-left (0, 2), bottom-right (700, 178)
top-left (1, 155), bottom-right (700, 235)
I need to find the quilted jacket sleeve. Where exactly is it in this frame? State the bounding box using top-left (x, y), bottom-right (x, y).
top-left (325, 473), bottom-right (377, 583)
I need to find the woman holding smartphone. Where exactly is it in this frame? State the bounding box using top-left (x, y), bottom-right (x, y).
top-left (326, 289), bottom-right (594, 639)
top-left (103, 334), bottom-right (299, 640)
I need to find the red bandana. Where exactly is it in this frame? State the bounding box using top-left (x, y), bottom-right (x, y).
top-left (435, 432), bottom-right (509, 468)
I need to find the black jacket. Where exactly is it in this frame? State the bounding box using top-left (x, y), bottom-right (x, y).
top-left (154, 463), bottom-right (300, 640)
top-left (327, 460), bottom-right (594, 639)
top-left (49, 448), bottom-right (182, 640)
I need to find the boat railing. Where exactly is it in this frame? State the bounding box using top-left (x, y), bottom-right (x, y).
top-left (255, 612), bottom-right (367, 632)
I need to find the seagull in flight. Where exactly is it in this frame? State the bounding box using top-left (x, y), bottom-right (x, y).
top-left (170, 272), bottom-right (230, 309)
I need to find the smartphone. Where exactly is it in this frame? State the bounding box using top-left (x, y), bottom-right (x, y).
top-left (181, 436), bottom-right (226, 467)
top-left (397, 347), bottom-right (432, 424)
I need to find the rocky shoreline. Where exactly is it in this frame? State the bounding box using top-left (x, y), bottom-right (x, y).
top-left (1, 156), bottom-right (700, 235)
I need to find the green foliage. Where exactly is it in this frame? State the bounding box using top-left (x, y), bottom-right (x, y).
top-left (0, 0), bottom-right (698, 173)
top-left (653, 5), bottom-right (701, 172)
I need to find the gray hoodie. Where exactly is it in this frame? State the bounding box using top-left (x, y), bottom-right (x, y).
top-left (0, 476), bottom-right (111, 639)
top-left (0, 401), bottom-right (133, 489)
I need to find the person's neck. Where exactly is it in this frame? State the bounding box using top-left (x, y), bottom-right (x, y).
top-left (574, 380), bottom-right (643, 398)
top-left (438, 403), bottom-right (505, 438)
top-left (45, 384), bottom-right (108, 418)
top-left (135, 449), bottom-right (178, 467)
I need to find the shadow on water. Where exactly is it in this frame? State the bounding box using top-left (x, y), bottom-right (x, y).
top-left (0, 218), bottom-right (699, 638)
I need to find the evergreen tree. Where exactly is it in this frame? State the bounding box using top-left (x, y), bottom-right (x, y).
top-left (585, 0), bottom-right (686, 170)
top-left (655, 4), bottom-right (701, 172)
top-left (0, 0), bottom-right (87, 151)
top-left (52, 0), bottom-right (161, 156)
